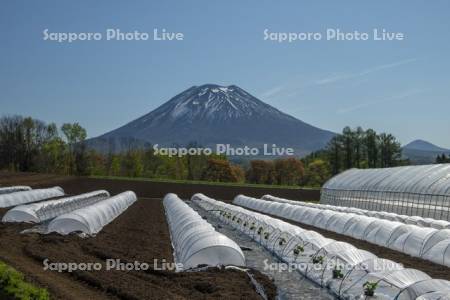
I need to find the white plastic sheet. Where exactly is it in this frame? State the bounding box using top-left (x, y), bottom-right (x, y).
top-left (2, 190), bottom-right (110, 223)
top-left (262, 194), bottom-right (450, 229)
top-left (0, 186), bottom-right (32, 195)
top-left (320, 164), bottom-right (450, 221)
top-left (416, 291), bottom-right (450, 300)
top-left (163, 193), bottom-right (245, 270)
top-left (0, 187), bottom-right (64, 208)
top-left (396, 279), bottom-right (450, 300)
top-left (47, 191), bottom-right (136, 235)
top-left (235, 195), bottom-right (450, 268)
top-left (195, 193), bottom-right (450, 299)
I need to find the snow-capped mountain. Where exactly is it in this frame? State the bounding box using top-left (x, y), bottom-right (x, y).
top-left (88, 84), bottom-right (335, 155)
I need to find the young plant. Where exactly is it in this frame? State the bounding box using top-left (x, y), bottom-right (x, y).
top-left (363, 281), bottom-right (378, 297)
top-left (257, 227), bottom-right (263, 235)
top-left (243, 222), bottom-right (248, 227)
top-left (278, 237), bottom-right (286, 246)
top-left (250, 223), bottom-right (256, 230)
top-left (293, 245), bottom-right (304, 255)
top-left (332, 266), bottom-right (344, 279)
top-left (312, 255), bottom-right (324, 265)
top-left (264, 232), bottom-right (270, 240)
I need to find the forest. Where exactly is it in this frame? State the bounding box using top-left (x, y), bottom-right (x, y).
top-left (0, 115), bottom-right (410, 187)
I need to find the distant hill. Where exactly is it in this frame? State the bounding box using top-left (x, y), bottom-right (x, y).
top-left (87, 84), bottom-right (335, 156)
top-left (402, 139), bottom-right (450, 164)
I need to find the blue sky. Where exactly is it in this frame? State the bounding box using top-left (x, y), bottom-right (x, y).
top-left (1, 1), bottom-right (449, 148)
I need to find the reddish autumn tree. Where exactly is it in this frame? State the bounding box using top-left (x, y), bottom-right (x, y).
top-left (246, 160), bottom-right (276, 184)
top-left (202, 158), bottom-right (238, 182)
top-left (274, 157), bottom-right (304, 185)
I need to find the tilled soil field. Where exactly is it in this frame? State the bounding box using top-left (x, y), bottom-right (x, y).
top-left (0, 173), bottom-right (277, 300)
top-left (0, 171), bottom-right (320, 202)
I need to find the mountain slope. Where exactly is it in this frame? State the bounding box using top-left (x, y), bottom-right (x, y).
top-left (88, 84), bottom-right (335, 155)
top-left (402, 139), bottom-right (450, 164)
top-left (404, 139), bottom-right (449, 152)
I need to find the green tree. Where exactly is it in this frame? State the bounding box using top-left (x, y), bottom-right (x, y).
top-left (327, 136), bottom-right (343, 175)
top-left (379, 133), bottom-right (402, 167)
top-left (303, 159), bottom-right (331, 187)
top-left (365, 129), bottom-right (379, 168)
top-left (61, 123), bottom-right (87, 174)
top-left (342, 126), bottom-right (354, 169)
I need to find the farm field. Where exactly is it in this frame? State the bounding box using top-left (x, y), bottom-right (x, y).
top-left (0, 171), bottom-right (320, 202)
top-left (0, 172), bottom-right (277, 300)
top-left (2, 171), bottom-right (450, 299)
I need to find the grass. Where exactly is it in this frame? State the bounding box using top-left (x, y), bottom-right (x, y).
top-left (0, 261), bottom-right (49, 300)
top-left (89, 175), bottom-right (320, 190)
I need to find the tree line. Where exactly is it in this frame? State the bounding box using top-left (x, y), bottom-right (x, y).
top-left (0, 115), bottom-right (314, 185)
top-left (436, 154), bottom-right (450, 164)
top-left (304, 126), bottom-right (407, 176)
top-left (0, 115), bottom-right (414, 188)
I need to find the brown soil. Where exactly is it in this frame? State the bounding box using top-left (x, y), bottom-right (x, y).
top-left (235, 204), bottom-right (450, 281)
top-left (0, 173), bottom-right (277, 300)
top-left (0, 171), bottom-right (320, 202)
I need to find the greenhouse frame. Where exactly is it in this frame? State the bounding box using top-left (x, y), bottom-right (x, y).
top-left (321, 164), bottom-right (450, 221)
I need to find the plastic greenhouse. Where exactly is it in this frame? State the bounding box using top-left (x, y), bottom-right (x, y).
top-left (0, 187), bottom-right (64, 208)
top-left (47, 191), bottom-right (136, 235)
top-left (2, 190), bottom-right (110, 223)
top-left (416, 291), bottom-right (450, 300)
top-left (163, 193), bottom-right (245, 270)
top-left (193, 193), bottom-right (450, 299)
top-left (234, 195), bottom-right (450, 267)
top-left (261, 194), bottom-right (450, 229)
top-left (0, 186), bottom-right (32, 195)
top-left (321, 164), bottom-right (450, 221)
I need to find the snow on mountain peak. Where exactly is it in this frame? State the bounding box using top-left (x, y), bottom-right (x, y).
top-left (163, 84), bottom-right (282, 121)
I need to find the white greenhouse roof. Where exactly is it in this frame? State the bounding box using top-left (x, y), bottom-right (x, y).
top-left (2, 190), bottom-right (110, 223)
top-left (163, 193), bottom-right (245, 270)
top-left (323, 164), bottom-right (450, 195)
top-left (47, 191), bottom-right (136, 235)
top-left (0, 187), bottom-right (64, 208)
top-left (234, 195), bottom-right (450, 267)
top-left (0, 186), bottom-right (32, 195)
top-left (196, 193), bottom-right (450, 300)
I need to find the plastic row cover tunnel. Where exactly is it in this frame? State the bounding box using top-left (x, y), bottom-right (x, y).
top-left (0, 186), bottom-right (32, 195)
top-left (262, 194), bottom-right (450, 230)
top-left (163, 193), bottom-right (245, 271)
top-left (193, 193), bottom-right (450, 300)
top-left (236, 195), bottom-right (450, 267)
top-left (47, 191), bottom-right (136, 235)
top-left (0, 187), bottom-right (64, 208)
top-left (2, 190), bottom-right (110, 223)
top-left (321, 164), bottom-right (450, 221)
